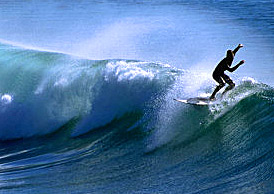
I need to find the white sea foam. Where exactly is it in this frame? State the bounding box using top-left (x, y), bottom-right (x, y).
top-left (1, 94), bottom-right (13, 104)
top-left (105, 61), bottom-right (155, 82)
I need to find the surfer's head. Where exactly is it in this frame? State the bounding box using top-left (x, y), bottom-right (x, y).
top-left (226, 50), bottom-right (234, 58)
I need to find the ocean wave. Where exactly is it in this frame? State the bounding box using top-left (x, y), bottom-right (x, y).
top-left (0, 42), bottom-right (273, 143)
top-left (0, 80), bottom-right (272, 192)
top-left (0, 43), bottom-right (177, 140)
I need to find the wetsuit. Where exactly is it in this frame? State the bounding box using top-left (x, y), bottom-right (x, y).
top-left (213, 50), bottom-right (239, 86)
top-left (210, 46), bottom-right (243, 100)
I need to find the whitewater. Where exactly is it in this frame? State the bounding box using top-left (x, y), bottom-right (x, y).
top-left (0, 0), bottom-right (273, 193)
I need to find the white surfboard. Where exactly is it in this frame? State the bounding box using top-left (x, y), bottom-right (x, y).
top-left (173, 97), bottom-right (214, 106)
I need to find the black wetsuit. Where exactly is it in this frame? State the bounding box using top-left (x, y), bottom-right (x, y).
top-left (213, 47), bottom-right (241, 87)
top-left (210, 46), bottom-right (243, 99)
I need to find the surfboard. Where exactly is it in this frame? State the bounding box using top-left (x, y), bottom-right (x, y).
top-left (173, 97), bottom-right (214, 106)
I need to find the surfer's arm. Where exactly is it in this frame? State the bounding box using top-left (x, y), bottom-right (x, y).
top-left (227, 60), bottom-right (245, 72)
top-left (233, 44), bottom-right (244, 55)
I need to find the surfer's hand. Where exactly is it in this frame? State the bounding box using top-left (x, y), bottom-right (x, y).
top-left (238, 44), bottom-right (244, 48)
top-left (239, 60), bottom-right (245, 65)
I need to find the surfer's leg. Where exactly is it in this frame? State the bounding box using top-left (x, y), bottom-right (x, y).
top-left (210, 83), bottom-right (225, 100)
top-left (222, 74), bottom-right (235, 95)
top-left (210, 75), bottom-right (225, 100)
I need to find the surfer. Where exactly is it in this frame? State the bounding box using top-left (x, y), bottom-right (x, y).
top-left (210, 44), bottom-right (245, 100)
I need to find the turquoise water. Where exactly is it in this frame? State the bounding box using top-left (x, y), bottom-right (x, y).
top-left (0, 0), bottom-right (273, 193)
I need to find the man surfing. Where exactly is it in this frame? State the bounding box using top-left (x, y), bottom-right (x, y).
top-left (210, 44), bottom-right (245, 100)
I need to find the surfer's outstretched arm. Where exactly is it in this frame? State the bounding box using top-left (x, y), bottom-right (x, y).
top-left (233, 44), bottom-right (244, 55)
top-left (227, 60), bottom-right (245, 72)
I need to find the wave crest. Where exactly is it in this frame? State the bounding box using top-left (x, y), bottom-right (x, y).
top-left (0, 44), bottom-right (177, 139)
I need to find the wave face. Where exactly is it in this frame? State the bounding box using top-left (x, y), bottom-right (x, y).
top-left (0, 44), bottom-right (273, 193)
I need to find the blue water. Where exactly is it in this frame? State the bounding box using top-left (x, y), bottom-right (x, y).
top-left (0, 0), bottom-right (273, 193)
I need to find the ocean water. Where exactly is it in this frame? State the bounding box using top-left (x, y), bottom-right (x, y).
top-left (0, 0), bottom-right (273, 193)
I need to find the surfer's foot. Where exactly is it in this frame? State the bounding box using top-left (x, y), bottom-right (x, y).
top-left (209, 96), bottom-right (216, 101)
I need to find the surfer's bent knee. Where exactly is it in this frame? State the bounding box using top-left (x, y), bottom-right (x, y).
top-left (219, 82), bottom-right (225, 88)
